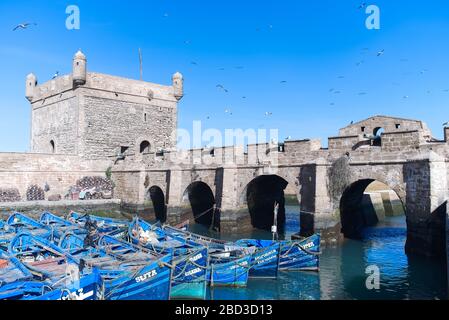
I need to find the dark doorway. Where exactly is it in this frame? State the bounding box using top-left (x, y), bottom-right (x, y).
top-left (147, 186), bottom-right (166, 223)
top-left (184, 181), bottom-right (217, 228)
top-left (246, 175), bottom-right (288, 232)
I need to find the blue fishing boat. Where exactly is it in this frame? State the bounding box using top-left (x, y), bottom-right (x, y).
top-left (6, 233), bottom-right (104, 300)
top-left (278, 234), bottom-right (321, 271)
top-left (59, 232), bottom-right (173, 300)
top-left (39, 211), bottom-right (87, 236)
top-left (68, 211), bottom-right (129, 235)
top-left (163, 226), bottom-right (251, 287)
top-left (235, 239), bottom-right (281, 278)
top-left (1, 213), bottom-right (53, 245)
top-left (129, 217), bottom-right (209, 300)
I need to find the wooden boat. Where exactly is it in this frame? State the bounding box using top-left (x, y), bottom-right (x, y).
top-left (163, 225), bottom-right (251, 287)
top-left (68, 211), bottom-right (129, 234)
top-left (129, 217), bottom-right (209, 300)
top-left (7, 233), bottom-right (104, 300)
top-left (235, 239), bottom-right (281, 278)
top-left (59, 232), bottom-right (173, 300)
top-left (1, 213), bottom-right (53, 245)
top-left (278, 234), bottom-right (321, 271)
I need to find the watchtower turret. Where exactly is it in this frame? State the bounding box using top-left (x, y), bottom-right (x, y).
top-left (25, 73), bottom-right (37, 101)
top-left (172, 72), bottom-right (184, 100)
top-left (72, 50), bottom-right (87, 86)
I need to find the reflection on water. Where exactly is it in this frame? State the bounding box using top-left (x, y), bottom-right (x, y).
top-left (187, 206), bottom-right (448, 300)
top-left (112, 205), bottom-right (447, 300)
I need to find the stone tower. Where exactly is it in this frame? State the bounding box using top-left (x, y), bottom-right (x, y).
top-left (72, 50), bottom-right (87, 86)
top-left (27, 50), bottom-right (182, 159)
top-left (172, 72), bottom-right (184, 101)
top-left (25, 73), bottom-right (37, 102)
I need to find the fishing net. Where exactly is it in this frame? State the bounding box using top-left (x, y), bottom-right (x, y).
top-left (26, 185), bottom-right (45, 201)
top-left (0, 188), bottom-right (21, 202)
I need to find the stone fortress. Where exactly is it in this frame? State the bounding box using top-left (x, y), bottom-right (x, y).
top-left (1, 51), bottom-right (449, 259)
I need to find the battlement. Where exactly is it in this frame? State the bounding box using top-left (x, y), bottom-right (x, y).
top-left (27, 50), bottom-right (182, 160)
top-left (27, 72), bottom-right (179, 105)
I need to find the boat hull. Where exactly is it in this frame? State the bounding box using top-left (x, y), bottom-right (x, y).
top-left (279, 234), bottom-right (320, 271)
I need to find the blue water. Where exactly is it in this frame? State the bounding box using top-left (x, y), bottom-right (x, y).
top-left (187, 206), bottom-right (447, 300)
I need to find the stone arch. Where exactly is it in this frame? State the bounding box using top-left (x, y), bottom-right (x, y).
top-left (372, 127), bottom-right (385, 147)
top-left (182, 181), bottom-right (218, 229)
top-left (50, 140), bottom-right (55, 153)
top-left (139, 140), bottom-right (151, 154)
top-left (339, 178), bottom-right (405, 239)
top-left (146, 185), bottom-right (167, 223)
top-left (134, 136), bottom-right (155, 157)
top-left (245, 174), bottom-right (288, 232)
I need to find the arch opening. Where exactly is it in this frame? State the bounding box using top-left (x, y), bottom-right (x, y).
top-left (146, 186), bottom-right (166, 223)
top-left (50, 140), bottom-right (55, 153)
top-left (246, 175), bottom-right (288, 232)
top-left (340, 179), bottom-right (405, 239)
top-left (183, 181), bottom-right (218, 229)
top-left (140, 140), bottom-right (150, 154)
top-left (372, 127), bottom-right (384, 147)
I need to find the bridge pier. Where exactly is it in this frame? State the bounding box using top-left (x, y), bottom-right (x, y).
top-left (404, 157), bottom-right (448, 258)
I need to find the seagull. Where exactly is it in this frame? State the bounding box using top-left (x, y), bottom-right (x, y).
top-left (356, 60), bottom-right (364, 66)
top-left (13, 22), bottom-right (37, 31)
top-left (403, 95), bottom-right (409, 99)
top-left (280, 80), bottom-right (287, 84)
top-left (377, 49), bottom-right (385, 57)
top-left (442, 122), bottom-right (449, 127)
top-left (350, 121), bottom-right (354, 125)
top-left (52, 71), bottom-right (59, 79)
top-left (190, 61), bottom-right (198, 66)
top-left (206, 116), bottom-right (210, 120)
top-left (330, 102), bottom-right (335, 106)
top-left (285, 136), bottom-right (292, 140)
top-left (216, 84), bottom-right (228, 93)
top-left (242, 96), bottom-right (247, 99)
top-left (265, 112), bottom-right (273, 116)
top-left (329, 88), bottom-right (335, 92)
top-left (333, 90), bottom-right (341, 94)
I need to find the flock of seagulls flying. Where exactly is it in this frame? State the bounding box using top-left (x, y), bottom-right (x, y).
top-left (12, 3), bottom-right (449, 143)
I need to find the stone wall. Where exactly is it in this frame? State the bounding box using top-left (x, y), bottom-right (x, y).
top-left (31, 94), bottom-right (79, 154)
top-left (81, 95), bottom-right (176, 160)
top-left (0, 153), bottom-right (110, 201)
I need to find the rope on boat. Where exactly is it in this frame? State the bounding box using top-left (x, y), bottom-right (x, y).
top-left (104, 264), bottom-right (146, 300)
top-left (280, 242), bottom-right (321, 257)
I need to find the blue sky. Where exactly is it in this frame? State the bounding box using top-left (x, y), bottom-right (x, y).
top-left (0, 0), bottom-right (448, 151)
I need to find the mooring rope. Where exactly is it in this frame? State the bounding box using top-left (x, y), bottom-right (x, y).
top-left (280, 242), bottom-right (321, 257)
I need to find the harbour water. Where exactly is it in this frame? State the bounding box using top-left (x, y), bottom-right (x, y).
top-left (188, 206), bottom-right (448, 300)
top-left (105, 205), bottom-right (447, 300)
